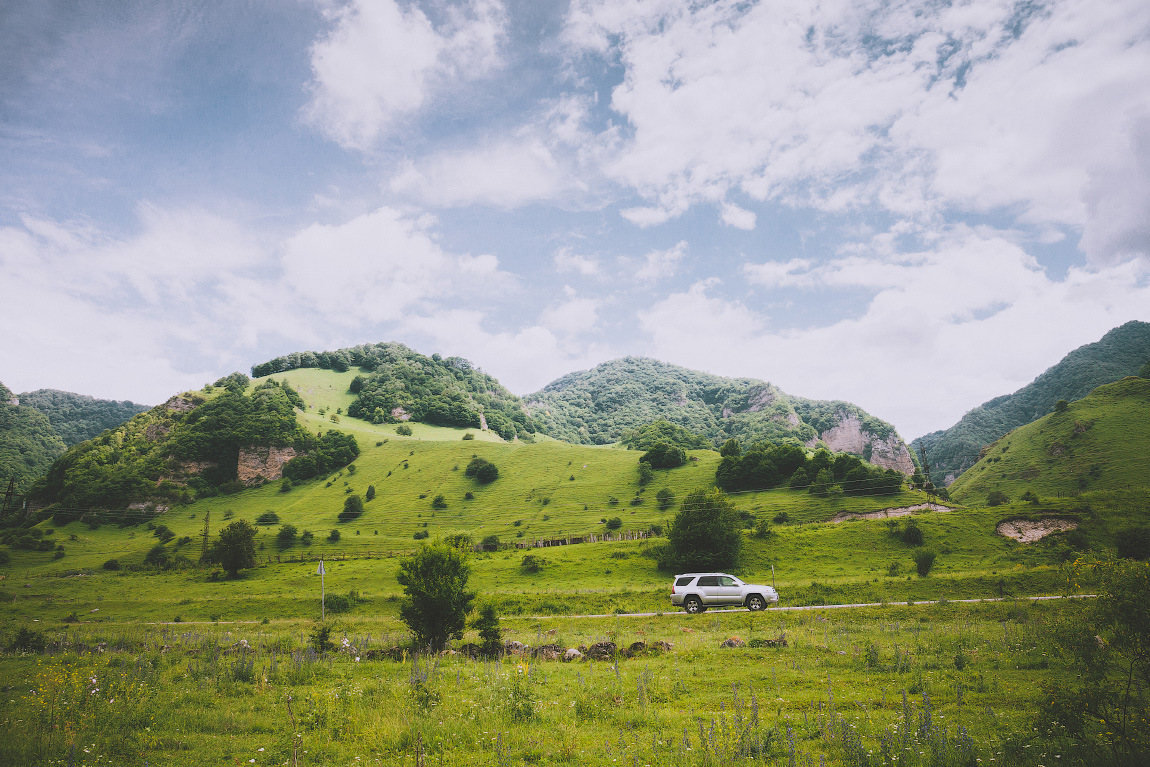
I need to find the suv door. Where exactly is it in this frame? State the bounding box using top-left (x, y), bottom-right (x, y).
top-left (696, 575), bottom-right (741, 605)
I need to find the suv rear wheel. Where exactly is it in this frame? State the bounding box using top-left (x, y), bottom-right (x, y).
top-left (746, 594), bottom-right (766, 611)
top-left (683, 596), bottom-right (705, 614)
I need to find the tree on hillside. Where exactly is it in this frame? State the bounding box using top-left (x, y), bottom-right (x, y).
top-left (396, 541), bottom-right (476, 651)
top-left (719, 438), bottom-right (741, 458)
top-left (666, 488), bottom-right (742, 572)
top-left (207, 520), bottom-right (258, 577)
top-left (464, 457), bottom-right (499, 484)
top-left (640, 441), bottom-right (687, 469)
top-left (339, 494), bottom-right (365, 522)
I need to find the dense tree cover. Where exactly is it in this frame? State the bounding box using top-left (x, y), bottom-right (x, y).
top-left (716, 443), bottom-right (903, 496)
top-left (523, 357), bottom-right (903, 461)
top-left (281, 431), bottom-right (359, 482)
top-left (252, 342), bottom-right (537, 440)
top-left (665, 488), bottom-right (743, 572)
top-left (0, 381), bottom-right (67, 495)
top-left (30, 385), bottom-right (357, 517)
top-left (913, 320), bottom-right (1150, 485)
top-left (17, 389), bottom-right (147, 447)
top-left (396, 541), bottom-right (476, 651)
top-left (621, 419), bottom-right (712, 450)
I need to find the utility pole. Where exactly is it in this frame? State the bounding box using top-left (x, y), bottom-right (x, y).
top-left (917, 444), bottom-right (933, 486)
top-left (199, 509), bottom-right (211, 563)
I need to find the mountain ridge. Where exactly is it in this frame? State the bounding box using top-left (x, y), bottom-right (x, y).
top-left (912, 321), bottom-right (1150, 485)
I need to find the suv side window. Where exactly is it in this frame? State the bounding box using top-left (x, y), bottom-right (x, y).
top-left (675, 577), bottom-right (696, 587)
top-left (718, 576), bottom-right (737, 586)
top-left (697, 576), bottom-right (720, 587)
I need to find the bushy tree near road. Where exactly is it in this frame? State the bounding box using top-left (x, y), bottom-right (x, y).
top-left (665, 488), bottom-right (743, 572)
top-left (207, 520), bottom-right (258, 577)
top-left (396, 541), bottom-right (476, 651)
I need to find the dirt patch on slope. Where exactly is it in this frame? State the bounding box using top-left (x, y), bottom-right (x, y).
top-left (996, 518), bottom-right (1078, 543)
top-left (830, 504), bottom-right (952, 523)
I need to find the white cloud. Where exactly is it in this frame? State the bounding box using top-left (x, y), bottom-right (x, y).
top-left (554, 247), bottom-right (602, 277)
top-left (634, 240), bottom-right (687, 281)
top-left (564, 0), bottom-right (1150, 262)
top-left (388, 93), bottom-right (607, 208)
top-left (539, 294), bottom-right (600, 336)
top-left (721, 203), bottom-right (756, 230)
top-left (390, 138), bottom-right (566, 208)
top-left (305, 0), bottom-right (506, 150)
top-left (281, 206), bottom-right (515, 324)
top-left (400, 309), bottom-right (614, 394)
top-left (641, 227), bottom-right (1150, 438)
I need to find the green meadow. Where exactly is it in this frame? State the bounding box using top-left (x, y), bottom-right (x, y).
top-left (3, 369), bottom-right (1147, 765)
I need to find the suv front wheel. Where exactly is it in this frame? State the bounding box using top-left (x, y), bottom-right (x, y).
top-left (683, 596), bottom-right (705, 614)
top-left (746, 594), bottom-right (767, 611)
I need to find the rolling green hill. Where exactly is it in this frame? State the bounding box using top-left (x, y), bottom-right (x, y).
top-left (524, 356), bottom-right (915, 472)
top-left (949, 376), bottom-right (1150, 505)
top-left (251, 341), bottom-right (538, 440)
top-left (913, 320), bottom-right (1150, 485)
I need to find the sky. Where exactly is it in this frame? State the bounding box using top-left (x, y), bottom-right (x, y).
top-left (1, 0), bottom-right (1149, 441)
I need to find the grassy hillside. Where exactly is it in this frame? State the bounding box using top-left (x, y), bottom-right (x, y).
top-left (913, 320), bottom-right (1150, 485)
top-left (949, 377), bottom-right (1150, 505)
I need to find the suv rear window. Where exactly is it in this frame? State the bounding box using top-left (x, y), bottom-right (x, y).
top-left (697, 576), bottom-right (720, 586)
top-left (675, 576), bottom-right (696, 587)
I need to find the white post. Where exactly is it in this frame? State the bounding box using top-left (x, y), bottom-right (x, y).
top-left (772, 564), bottom-right (776, 590)
top-left (317, 559), bottom-right (327, 621)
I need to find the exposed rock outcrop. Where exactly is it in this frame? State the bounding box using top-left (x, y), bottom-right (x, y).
top-left (237, 445), bottom-right (297, 485)
top-left (809, 412), bottom-right (915, 474)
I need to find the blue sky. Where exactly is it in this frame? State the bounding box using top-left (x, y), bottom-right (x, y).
top-left (2, 0), bottom-right (1148, 440)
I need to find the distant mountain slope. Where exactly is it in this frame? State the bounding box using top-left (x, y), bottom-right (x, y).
top-left (948, 377), bottom-right (1150, 505)
top-left (912, 321), bottom-right (1150, 486)
top-left (0, 381), bottom-right (67, 495)
top-left (252, 342), bottom-right (537, 440)
top-left (524, 357), bottom-right (915, 473)
top-left (18, 389), bottom-right (149, 447)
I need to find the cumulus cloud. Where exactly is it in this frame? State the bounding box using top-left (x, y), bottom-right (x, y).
top-left (642, 226), bottom-right (1150, 438)
top-left (634, 240), bottom-right (687, 281)
top-left (554, 247), bottom-right (602, 277)
top-left (564, 0), bottom-right (1150, 262)
top-left (305, 0), bottom-right (506, 150)
top-left (389, 93), bottom-right (608, 208)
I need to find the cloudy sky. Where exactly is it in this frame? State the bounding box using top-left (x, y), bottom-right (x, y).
top-left (2, 0), bottom-right (1149, 440)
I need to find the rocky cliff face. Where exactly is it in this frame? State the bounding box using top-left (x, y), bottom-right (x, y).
top-left (809, 413), bottom-right (915, 474)
top-left (237, 445), bottom-right (297, 485)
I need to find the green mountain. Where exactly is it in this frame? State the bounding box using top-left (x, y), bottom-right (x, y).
top-left (0, 381), bottom-right (67, 496)
top-left (252, 342), bottom-right (538, 440)
top-left (523, 357), bottom-right (915, 473)
top-left (18, 389), bottom-right (148, 447)
top-left (949, 376), bottom-right (1150, 505)
top-left (29, 377), bottom-right (358, 522)
top-left (913, 321), bottom-right (1150, 486)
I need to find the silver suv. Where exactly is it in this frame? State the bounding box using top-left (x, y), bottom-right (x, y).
top-left (670, 573), bottom-right (779, 613)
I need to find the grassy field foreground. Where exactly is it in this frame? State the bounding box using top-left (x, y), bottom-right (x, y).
top-left (0, 598), bottom-right (1070, 767)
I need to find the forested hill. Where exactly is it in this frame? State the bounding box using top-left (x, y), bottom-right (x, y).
top-left (0, 381), bottom-right (66, 495)
top-left (251, 342), bottom-right (537, 440)
top-left (912, 320), bottom-right (1150, 486)
top-left (18, 389), bottom-right (148, 447)
top-left (523, 357), bottom-right (915, 473)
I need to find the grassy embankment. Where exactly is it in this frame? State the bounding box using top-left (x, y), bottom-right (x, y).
top-left (0, 597), bottom-right (1077, 767)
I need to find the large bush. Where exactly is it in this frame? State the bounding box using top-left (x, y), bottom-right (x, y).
top-left (464, 457), bottom-right (499, 484)
top-left (396, 542), bottom-right (476, 651)
top-left (665, 488), bottom-right (742, 572)
top-left (207, 520), bottom-right (258, 577)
